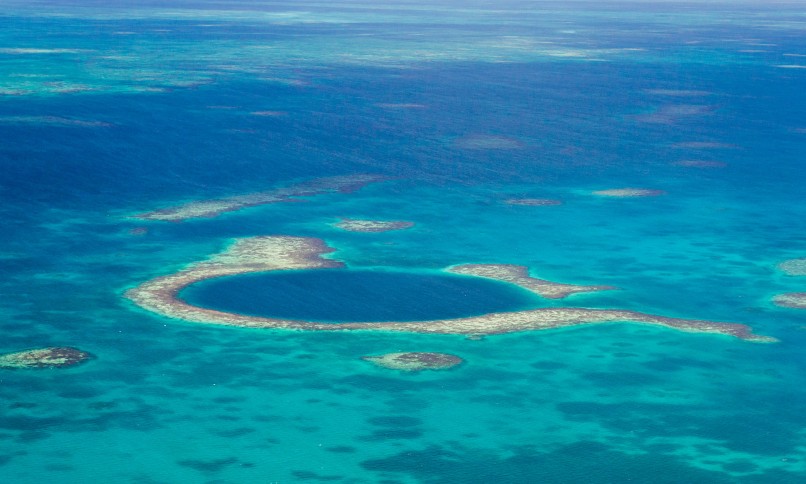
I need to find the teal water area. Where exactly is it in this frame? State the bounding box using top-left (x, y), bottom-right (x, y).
top-left (2, 1), bottom-right (806, 483)
top-left (180, 269), bottom-right (540, 322)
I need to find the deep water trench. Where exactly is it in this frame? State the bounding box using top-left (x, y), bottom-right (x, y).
top-left (179, 269), bottom-right (542, 322)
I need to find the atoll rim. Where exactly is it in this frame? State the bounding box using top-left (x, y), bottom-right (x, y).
top-left (362, 352), bottom-right (464, 371)
top-left (446, 264), bottom-right (615, 299)
top-left (124, 236), bottom-right (776, 342)
top-left (0, 347), bottom-right (93, 369)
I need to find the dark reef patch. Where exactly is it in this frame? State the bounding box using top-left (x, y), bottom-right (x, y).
top-left (362, 352), bottom-right (464, 372)
top-left (360, 442), bottom-right (736, 483)
top-left (214, 427), bottom-right (255, 438)
top-left (0, 347), bottom-right (93, 369)
top-left (176, 457), bottom-right (239, 473)
top-left (368, 416), bottom-right (422, 428)
top-left (529, 361), bottom-right (567, 370)
top-left (359, 428), bottom-right (424, 441)
top-left (556, 400), bottom-right (802, 456)
top-left (291, 470), bottom-right (344, 481)
top-left (325, 445), bottom-right (356, 453)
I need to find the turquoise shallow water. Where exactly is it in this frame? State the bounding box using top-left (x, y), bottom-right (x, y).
top-left (180, 269), bottom-right (541, 322)
top-left (1, 1), bottom-right (806, 482)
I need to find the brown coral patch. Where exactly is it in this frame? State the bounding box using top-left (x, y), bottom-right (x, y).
top-left (334, 219), bottom-right (414, 233)
top-left (504, 198), bottom-right (562, 206)
top-left (592, 188), bottom-right (666, 198)
top-left (778, 259), bottom-right (806, 276)
top-left (0, 347), bottom-right (93, 369)
top-left (773, 293), bottom-right (806, 309)
top-left (362, 352), bottom-right (463, 371)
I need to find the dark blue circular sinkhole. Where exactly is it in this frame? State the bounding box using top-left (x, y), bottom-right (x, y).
top-left (179, 269), bottom-right (540, 323)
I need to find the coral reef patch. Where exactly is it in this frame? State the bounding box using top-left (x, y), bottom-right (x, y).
top-left (334, 219), bottom-right (414, 232)
top-left (504, 198), bottom-right (562, 206)
top-left (0, 347), bottom-right (93, 369)
top-left (773, 293), bottom-right (806, 309)
top-left (134, 174), bottom-right (385, 222)
top-left (593, 188), bottom-right (665, 198)
top-left (362, 352), bottom-right (463, 371)
top-left (778, 259), bottom-right (806, 276)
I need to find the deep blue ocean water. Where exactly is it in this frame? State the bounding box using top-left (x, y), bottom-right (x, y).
top-left (181, 270), bottom-right (541, 322)
top-left (1, 1), bottom-right (805, 482)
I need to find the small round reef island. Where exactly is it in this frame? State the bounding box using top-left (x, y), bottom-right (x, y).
top-left (0, 347), bottom-right (92, 369)
top-left (123, 235), bottom-right (776, 343)
top-left (363, 352), bottom-right (463, 372)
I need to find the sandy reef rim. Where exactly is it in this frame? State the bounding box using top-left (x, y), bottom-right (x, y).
top-left (124, 236), bottom-right (776, 342)
top-left (133, 174), bottom-right (387, 222)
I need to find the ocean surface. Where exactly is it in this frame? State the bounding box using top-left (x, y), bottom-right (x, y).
top-left (1, 1), bottom-right (805, 482)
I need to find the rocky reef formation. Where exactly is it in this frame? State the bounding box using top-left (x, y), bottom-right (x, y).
top-left (773, 293), bottom-right (806, 309)
top-left (0, 347), bottom-right (92, 369)
top-left (778, 259), bottom-right (806, 276)
top-left (334, 219), bottom-right (414, 233)
top-left (362, 352), bottom-right (463, 371)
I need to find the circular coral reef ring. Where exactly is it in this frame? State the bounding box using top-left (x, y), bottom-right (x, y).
top-left (362, 352), bottom-right (463, 371)
top-left (0, 347), bottom-right (93, 369)
top-left (773, 292), bottom-right (806, 309)
top-left (123, 236), bottom-right (777, 343)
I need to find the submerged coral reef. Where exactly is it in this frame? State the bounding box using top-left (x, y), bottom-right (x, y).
top-left (334, 219), bottom-right (414, 233)
top-left (134, 174), bottom-right (386, 221)
top-left (362, 352), bottom-right (463, 371)
top-left (0, 347), bottom-right (93, 369)
top-left (592, 188), bottom-right (666, 198)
